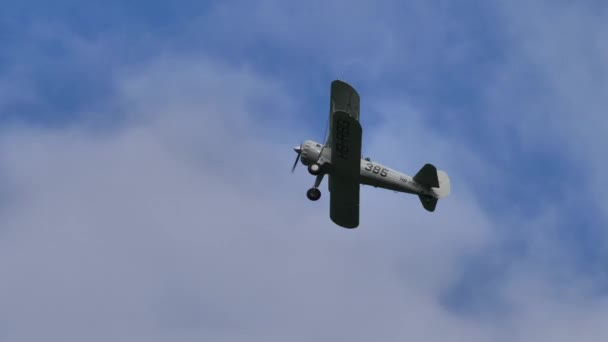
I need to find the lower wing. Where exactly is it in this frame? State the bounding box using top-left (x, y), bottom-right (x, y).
top-left (329, 111), bottom-right (362, 228)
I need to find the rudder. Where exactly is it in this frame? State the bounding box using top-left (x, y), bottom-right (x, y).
top-left (433, 170), bottom-right (451, 198)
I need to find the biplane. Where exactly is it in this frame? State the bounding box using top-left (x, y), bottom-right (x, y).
top-left (292, 80), bottom-right (451, 229)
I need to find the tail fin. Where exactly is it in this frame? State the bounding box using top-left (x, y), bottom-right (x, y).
top-left (413, 164), bottom-right (439, 188)
top-left (414, 164), bottom-right (451, 212)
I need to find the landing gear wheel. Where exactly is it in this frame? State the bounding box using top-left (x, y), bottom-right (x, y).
top-left (306, 188), bottom-right (321, 201)
top-left (308, 163), bottom-right (321, 175)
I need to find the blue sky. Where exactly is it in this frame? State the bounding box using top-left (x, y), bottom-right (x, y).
top-left (2, 1), bottom-right (608, 341)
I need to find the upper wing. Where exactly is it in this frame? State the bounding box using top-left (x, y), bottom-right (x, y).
top-left (329, 111), bottom-right (362, 229)
top-left (326, 80), bottom-right (360, 146)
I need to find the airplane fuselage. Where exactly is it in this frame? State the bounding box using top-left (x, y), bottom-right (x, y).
top-left (358, 159), bottom-right (434, 196)
top-left (298, 140), bottom-right (437, 198)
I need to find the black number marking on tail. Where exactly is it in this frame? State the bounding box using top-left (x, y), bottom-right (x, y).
top-left (365, 162), bottom-right (389, 177)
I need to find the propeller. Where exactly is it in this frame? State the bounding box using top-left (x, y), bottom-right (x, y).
top-left (291, 143), bottom-right (303, 173)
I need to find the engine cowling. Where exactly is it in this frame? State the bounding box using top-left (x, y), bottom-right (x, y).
top-left (300, 141), bottom-right (322, 166)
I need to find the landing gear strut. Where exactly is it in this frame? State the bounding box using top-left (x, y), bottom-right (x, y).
top-left (306, 188), bottom-right (321, 201)
top-left (306, 173), bottom-right (325, 201)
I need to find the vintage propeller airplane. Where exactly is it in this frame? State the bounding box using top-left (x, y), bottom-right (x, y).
top-left (292, 80), bottom-right (451, 228)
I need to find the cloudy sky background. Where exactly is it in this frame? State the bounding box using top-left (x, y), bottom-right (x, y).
top-left (1, 1), bottom-right (608, 341)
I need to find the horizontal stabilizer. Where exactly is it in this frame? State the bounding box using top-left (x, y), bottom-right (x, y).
top-left (413, 164), bottom-right (439, 188)
top-left (418, 195), bottom-right (438, 212)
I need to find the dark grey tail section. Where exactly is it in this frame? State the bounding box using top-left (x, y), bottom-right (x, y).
top-left (415, 163), bottom-right (440, 212)
top-left (418, 195), bottom-right (438, 212)
top-left (413, 164), bottom-right (439, 188)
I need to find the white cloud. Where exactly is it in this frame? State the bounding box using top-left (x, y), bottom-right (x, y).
top-left (0, 54), bottom-right (499, 341)
top-left (2, 1), bottom-right (608, 341)
top-left (491, 2), bottom-right (608, 215)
